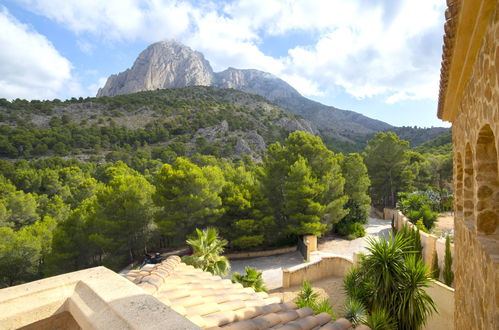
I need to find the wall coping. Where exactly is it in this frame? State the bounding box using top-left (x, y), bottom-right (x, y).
top-left (225, 246), bottom-right (296, 260)
top-left (283, 254), bottom-right (353, 273)
top-left (0, 266), bottom-right (198, 330)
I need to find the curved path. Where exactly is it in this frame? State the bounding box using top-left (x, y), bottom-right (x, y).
top-left (228, 217), bottom-right (391, 290)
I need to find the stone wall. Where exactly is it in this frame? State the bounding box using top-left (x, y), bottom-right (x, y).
top-left (451, 3), bottom-right (499, 328)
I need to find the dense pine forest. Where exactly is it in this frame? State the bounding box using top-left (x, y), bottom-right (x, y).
top-left (0, 88), bottom-right (452, 287)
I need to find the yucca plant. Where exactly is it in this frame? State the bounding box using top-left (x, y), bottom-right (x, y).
top-left (183, 227), bottom-right (230, 276)
top-left (231, 266), bottom-right (267, 292)
top-left (362, 234), bottom-right (409, 310)
top-left (315, 298), bottom-right (336, 319)
top-left (343, 267), bottom-right (371, 307)
top-left (296, 280), bottom-right (319, 308)
top-left (343, 298), bottom-right (367, 326)
top-left (295, 281), bottom-right (335, 317)
top-left (395, 255), bottom-right (437, 330)
top-left (366, 308), bottom-right (397, 330)
top-left (352, 234), bottom-right (437, 330)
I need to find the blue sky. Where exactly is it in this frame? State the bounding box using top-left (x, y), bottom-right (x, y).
top-left (0, 0), bottom-right (450, 127)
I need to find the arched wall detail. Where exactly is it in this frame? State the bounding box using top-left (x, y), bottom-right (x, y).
top-left (474, 125), bottom-right (499, 235)
top-left (455, 152), bottom-right (464, 215)
top-left (463, 144), bottom-right (475, 229)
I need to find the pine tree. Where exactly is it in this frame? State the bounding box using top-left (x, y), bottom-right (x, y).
top-left (443, 235), bottom-right (454, 286)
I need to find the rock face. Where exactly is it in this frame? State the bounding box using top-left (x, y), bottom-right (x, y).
top-left (97, 40), bottom-right (393, 140)
top-left (97, 41), bottom-right (214, 97)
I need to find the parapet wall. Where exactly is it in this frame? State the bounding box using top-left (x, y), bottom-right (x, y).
top-left (0, 266), bottom-right (198, 330)
top-left (384, 208), bottom-right (455, 283)
top-left (282, 255), bottom-right (354, 288)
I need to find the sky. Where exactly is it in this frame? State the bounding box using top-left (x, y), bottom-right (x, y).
top-left (0, 0), bottom-right (450, 127)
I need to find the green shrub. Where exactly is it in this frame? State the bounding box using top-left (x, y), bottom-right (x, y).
top-left (431, 250), bottom-right (440, 280)
top-left (231, 266), bottom-right (267, 292)
top-left (366, 309), bottom-right (397, 330)
top-left (415, 218), bottom-right (428, 233)
top-left (231, 235), bottom-right (264, 250)
top-left (336, 222), bottom-right (366, 238)
top-left (443, 235), bottom-right (453, 286)
top-left (295, 281), bottom-right (335, 318)
top-left (398, 192), bottom-right (438, 229)
top-left (343, 298), bottom-right (367, 326)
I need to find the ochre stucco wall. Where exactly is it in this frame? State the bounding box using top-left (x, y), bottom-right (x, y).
top-left (282, 256), bottom-right (354, 288)
top-left (451, 3), bottom-right (499, 328)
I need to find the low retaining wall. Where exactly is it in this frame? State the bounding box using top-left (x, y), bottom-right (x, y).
top-left (282, 255), bottom-right (354, 288)
top-left (384, 209), bottom-right (455, 284)
top-left (225, 246), bottom-right (296, 260)
top-left (424, 281), bottom-right (455, 330)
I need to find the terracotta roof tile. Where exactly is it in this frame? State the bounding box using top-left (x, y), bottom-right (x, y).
top-left (123, 256), bottom-right (369, 330)
top-left (437, 0), bottom-right (461, 118)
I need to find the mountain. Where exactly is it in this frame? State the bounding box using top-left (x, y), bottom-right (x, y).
top-left (97, 41), bottom-right (393, 141)
top-left (0, 87), bottom-right (317, 161)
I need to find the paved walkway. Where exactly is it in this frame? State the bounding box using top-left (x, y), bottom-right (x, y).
top-left (228, 251), bottom-right (305, 290)
top-left (227, 217), bottom-right (391, 290)
top-left (316, 216), bottom-right (391, 258)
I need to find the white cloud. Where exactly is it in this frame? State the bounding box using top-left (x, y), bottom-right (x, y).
top-left (0, 6), bottom-right (77, 100)
top-left (11, 0), bottom-right (446, 103)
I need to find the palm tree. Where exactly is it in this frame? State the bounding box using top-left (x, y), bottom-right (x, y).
top-left (183, 227), bottom-right (230, 276)
top-left (231, 266), bottom-right (267, 292)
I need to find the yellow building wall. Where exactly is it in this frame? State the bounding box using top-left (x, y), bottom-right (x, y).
top-left (452, 3), bottom-right (499, 329)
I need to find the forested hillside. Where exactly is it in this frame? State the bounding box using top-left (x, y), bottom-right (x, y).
top-left (0, 87), bottom-right (316, 163)
top-left (0, 87), bottom-right (453, 288)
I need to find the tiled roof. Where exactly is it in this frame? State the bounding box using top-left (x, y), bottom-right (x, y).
top-left (122, 256), bottom-right (368, 329)
top-left (437, 0), bottom-right (461, 119)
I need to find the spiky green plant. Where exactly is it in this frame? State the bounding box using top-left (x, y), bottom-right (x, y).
top-left (231, 266), bottom-right (267, 292)
top-left (183, 227), bottom-right (230, 276)
top-left (443, 235), bottom-right (453, 286)
top-left (343, 298), bottom-right (367, 326)
top-left (431, 251), bottom-right (440, 280)
top-left (362, 234), bottom-right (409, 309)
top-left (352, 233), bottom-right (437, 330)
top-left (366, 308), bottom-right (397, 330)
top-left (343, 267), bottom-right (371, 307)
top-left (396, 255), bottom-right (437, 330)
top-left (296, 280), bottom-right (319, 308)
top-left (315, 298), bottom-right (336, 318)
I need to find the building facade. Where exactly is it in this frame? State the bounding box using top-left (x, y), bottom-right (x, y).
top-left (437, 0), bottom-right (498, 328)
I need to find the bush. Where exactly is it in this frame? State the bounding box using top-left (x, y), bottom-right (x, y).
top-left (336, 222), bottom-right (365, 238)
top-left (366, 309), bottom-right (397, 330)
top-left (398, 192), bottom-right (438, 229)
top-left (443, 235), bottom-right (453, 286)
top-left (343, 298), bottom-right (367, 327)
top-left (296, 281), bottom-right (335, 318)
top-left (431, 251), bottom-right (440, 280)
top-left (231, 266), bottom-right (267, 292)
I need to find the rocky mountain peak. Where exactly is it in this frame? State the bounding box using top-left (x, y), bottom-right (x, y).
top-left (97, 41), bottom-right (214, 97)
top-left (96, 40), bottom-right (394, 140)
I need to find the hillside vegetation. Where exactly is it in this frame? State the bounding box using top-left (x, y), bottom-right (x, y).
top-left (0, 87), bottom-right (315, 163)
top-left (0, 87), bottom-right (452, 288)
